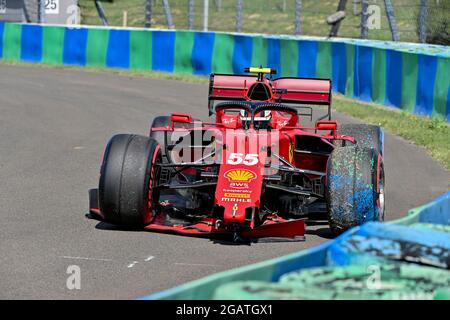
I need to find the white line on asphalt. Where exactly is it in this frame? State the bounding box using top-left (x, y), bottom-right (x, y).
top-left (59, 256), bottom-right (113, 262)
top-left (174, 262), bottom-right (218, 267)
top-left (127, 261), bottom-right (139, 268)
top-left (144, 256), bottom-right (155, 262)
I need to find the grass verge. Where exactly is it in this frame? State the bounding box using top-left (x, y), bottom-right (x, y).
top-left (1, 60), bottom-right (448, 170)
top-left (333, 95), bottom-right (449, 170)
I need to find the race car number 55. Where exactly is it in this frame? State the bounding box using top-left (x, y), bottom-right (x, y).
top-left (227, 153), bottom-right (258, 166)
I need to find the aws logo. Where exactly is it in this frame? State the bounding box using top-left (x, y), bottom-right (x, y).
top-left (225, 169), bottom-right (257, 182)
top-left (229, 182), bottom-right (249, 189)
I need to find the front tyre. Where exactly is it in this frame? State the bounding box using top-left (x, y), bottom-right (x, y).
top-left (335, 124), bottom-right (384, 156)
top-left (326, 146), bottom-right (384, 235)
top-left (150, 116), bottom-right (171, 163)
top-left (99, 134), bottom-right (161, 228)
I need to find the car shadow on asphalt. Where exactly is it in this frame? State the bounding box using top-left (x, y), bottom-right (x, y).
top-left (85, 213), bottom-right (335, 243)
top-left (305, 218), bottom-right (335, 239)
top-left (86, 212), bottom-right (242, 244)
top-left (305, 228), bottom-right (335, 240)
top-left (86, 213), bottom-right (140, 232)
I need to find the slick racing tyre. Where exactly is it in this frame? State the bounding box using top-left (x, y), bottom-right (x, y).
top-left (99, 134), bottom-right (161, 228)
top-left (326, 146), bottom-right (385, 235)
top-left (149, 116), bottom-right (202, 163)
top-left (335, 124), bottom-right (384, 156)
top-left (150, 116), bottom-right (171, 163)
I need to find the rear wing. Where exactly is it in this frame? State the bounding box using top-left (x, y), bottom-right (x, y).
top-left (208, 73), bottom-right (332, 119)
top-left (272, 78), bottom-right (331, 105)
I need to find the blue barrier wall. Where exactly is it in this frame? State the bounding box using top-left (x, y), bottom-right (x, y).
top-left (0, 22), bottom-right (449, 121)
top-left (144, 191), bottom-right (450, 299)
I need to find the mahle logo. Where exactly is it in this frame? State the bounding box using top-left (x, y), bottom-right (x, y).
top-left (225, 169), bottom-right (256, 182)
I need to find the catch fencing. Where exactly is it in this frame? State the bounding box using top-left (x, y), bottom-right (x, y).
top-left (80, 0), bottom-right (449, 44)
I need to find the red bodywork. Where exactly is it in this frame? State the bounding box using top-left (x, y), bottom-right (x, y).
top-left (209, 75), bottom-right (331, 104)
top-left (90, 71), bottom-right (355, 241)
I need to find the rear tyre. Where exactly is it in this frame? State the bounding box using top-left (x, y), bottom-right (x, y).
top-left (326, 146), bottom-right (384, 235)
top-left (335, 124), bottom-right (384, 156)
top-left (150, 116), bottom-right (171, 163)
top-left (149, 116), bottom-right (203, 163)
top-left (99, 134), bottom-right (161, 228)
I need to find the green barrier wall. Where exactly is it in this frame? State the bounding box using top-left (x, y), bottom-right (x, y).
top-left (0, 22), bottom-right (449, 121)
top-left (143, 191), bottom-right (450, 300)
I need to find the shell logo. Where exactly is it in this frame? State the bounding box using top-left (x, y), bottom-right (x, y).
top-left (225, 169), bottom-right (257, 182)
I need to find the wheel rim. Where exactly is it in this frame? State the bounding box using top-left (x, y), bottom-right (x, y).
top-left (378, 166), bottom-right (385, 221)
top-left (147, 145), bottom-right (161, 224)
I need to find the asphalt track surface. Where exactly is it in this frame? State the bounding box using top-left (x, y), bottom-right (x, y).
top-left (0, 64), bottom-right (448, 299)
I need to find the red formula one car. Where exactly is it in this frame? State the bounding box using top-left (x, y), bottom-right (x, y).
top-left (89, 67), bottom-right (385, 242)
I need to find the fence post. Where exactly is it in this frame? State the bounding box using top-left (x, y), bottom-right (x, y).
top-left (188, 0), bottom-right (195, 30)
top-left (418, 0), bottom-right (428, 43)
top-left (37, 0), bottom-right (45, 23)
top-left (94, 0), bottom-right (109, 26)
top-left (329, 0), bottom-right (348, 37)
top-left (384, 0), bottom-right (400, 41)
top-left (353, 0), bottom-right (360, 15)
top-left (295, 0), bottom-right (302, 35)
top-left (214, 0), bottom-right (222, 11)
top-left (123, 10), bottom-right (128, 27)
top-left (361, 0), bottom-right (368, 39)
top-left (203, 0), bottom-right (209, 31)
top-left (145, 0), bottom-right (152, 28)
top-left (163, 0), bottom-right (174, 29)
top-left (236, 0), bottom-right (243, 32)
top-left (23, 0), bottom-right (31, 22)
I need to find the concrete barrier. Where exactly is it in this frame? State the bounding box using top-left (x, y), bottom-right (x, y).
top-left (328, 223), bottom-right (450, 268)
top-left (213, 264), bottom-right (450, 300)
top-left (0, 22), bottom-right (449, 121)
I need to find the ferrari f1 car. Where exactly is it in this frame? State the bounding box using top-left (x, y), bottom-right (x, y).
top-left (89, 67), bottom-right (385, 241)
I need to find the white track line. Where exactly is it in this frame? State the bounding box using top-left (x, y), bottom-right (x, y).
top-left (59, 256), bottom-right (113, 262)
top-left (174, 262), bottom-right (218, 267)
top-left (127, 261), bottom-right (139, 268)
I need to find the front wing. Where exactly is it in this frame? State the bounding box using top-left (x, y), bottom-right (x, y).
top-left (88, 189), bottom-right (305, 242)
